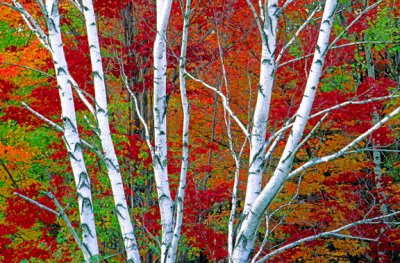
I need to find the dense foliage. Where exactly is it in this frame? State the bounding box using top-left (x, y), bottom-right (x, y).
top-left (0, 0), bottom-right (399, 262)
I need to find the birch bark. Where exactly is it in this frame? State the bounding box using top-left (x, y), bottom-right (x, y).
top-left (153, 0), bottom-right (175, 261)
top-left (244, 0), bottom-right (279, 214)
top-left (45, 0), bottom-right (99, 260)
top-left (80, 0), bottom-right (140, 261)
top-left (166, 0), bottom-right (191, 261)
top-left (233, 1), bottom-right (337, 261)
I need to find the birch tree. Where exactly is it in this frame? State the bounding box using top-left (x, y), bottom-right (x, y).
top-left (4, 0), bottom-right (101, 260)
top-left (4, 0), bottom-right (192, 262)
top-left (79, 0), bottom-right (141, 261)
top-left (229, 1), bottom-right (339, 261)
top-left (226, 0), bottom-right (400, 262)
top-left (1, 0), bottom-right (399, 262)
top-left (152, 0), bottom-right (175, 260)
top-left (186, 0), bottom-right (399, 262)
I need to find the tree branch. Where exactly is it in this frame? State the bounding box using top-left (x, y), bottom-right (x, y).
top-left (15, 192), bottom-right (92, 260)
top-left (185, 71), bottom-right (250, 137)
top-left (289, 105), bottom-right (400, 179)
top-left (255, 211), bottom-right (400, 262)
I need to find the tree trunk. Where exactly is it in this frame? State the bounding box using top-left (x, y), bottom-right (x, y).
top-left (81, 0), bottom-right (140, 261)
top-left (45, 0), bottom-right (99, 260)
top-left (244, 0), bottom-right (278, 214)
top-left (153, 0), bottom-right (174, 261)
top-left (233, 1), bottom-right (337, 261)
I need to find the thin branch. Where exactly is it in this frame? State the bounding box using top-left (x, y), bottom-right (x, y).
top-left (21, 102), bottom-right (102, 156)
top-left (252, 174), bottom-right (303, 263)
top-left (245, 0), bottom-right (265, 43)
top-left (278, 41), bottom-right (400, 68)
top-left (35, 0), bottom-right (48, 19)
top-left (67, 76), bottom-right (96, 116)
top-left (185, 71), bottom-right (250, 137)
top-left (276, 4), bottom-right (320, 64)
top-left (138, 219), bottom-right (161, 247)
top-left (256, 211), bottom-right (400, 262)
top-left (69, 0), bottom-right (83, 12)
top-left (347, 148), bottom-right (400, 153)
top-left (277, 0), bottom-right (385, 69)
top-left (22, 102), bottom-right (63, 132)
top-left (271, 94), bottom-right (399, 142)
top-left (83, 115), bottom-right (100, 137)
top-left (15, 192), bottom-right (58, 215)
top-left (291, 112), bottom-right (329, 157)
top-left (0, 62), bottom-right (54, 78)
top-left (6, 0), bottom-right (50, 49)
top-left (15, 192), bottom-right (92, 260)
top-left (228, 138), bottom-right (248, 257)
top-left (269, 174), bottom-right (303, 220)
top-left (289, 105), bottom-right (400, 179)
top-left (0, 159), bottom-right (20, 189)
top-left (309, 94), bottom-right (399, 120)
top-left (264, 119), bottom-right (292, 164)
top-left (45, 191), bottom-right (91, 258)
top-left (329, 233), bottom-right (377, 242)
top-left (279, 0), bottom-right (295, 16)
top-left (327, 1), bottom-right (383, 51)
top-left (120, 66), bottom-right (155, 158)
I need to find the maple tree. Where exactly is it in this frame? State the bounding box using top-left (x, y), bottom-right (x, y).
top-left (0, 0), bottom-right (399, 262)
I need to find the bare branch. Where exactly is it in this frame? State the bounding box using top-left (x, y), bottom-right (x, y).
top-left (45, 191), bottom-right (92, 259)
top-left (256, 211), bottom-right (400, 262)
top-left (270, 94), bottom-right (399, 143)
top-left (185, 71), bottom-right (250, 137)
top-left (21, 102), bottom-right (103, 157)
top-left (15, 192), bottom-right (92, 260)
top-left (15, 192), bottom-right (59, 215)
top-left (67, 76), bottom-right (96, 116)
top-left (280, 0), bottom-right (295, 15)
top-left (309, 94), bottom-right (399, 120)
top-left (244, 0), bottom-right (265, 42)
top-left (276, 4), bottom-right (320, 64)
top-left (21, 102), bottom-right (63, 132)
top-left (0, 159), bottom-right (20, 190)
top-left (69, 0), bottom-right (83, 12)
top-left (277, 1), bottom-right (384, 69)
top-left (252, 174), bottom-right (303, 263)
top-left (327, 1), bottom-right (383, 51)
top-left (5, 0), bottom-right (50, 49)
top-left (292, 112), bottom-right (329, 156)
top-left (289, 105), bottom-right (400, 179)
top-left (120, 66), bottom-right (155, 158)
top-left (228, 139), bottom-right (248, 257)
top-left (0, 61), bottom-right (54, 78)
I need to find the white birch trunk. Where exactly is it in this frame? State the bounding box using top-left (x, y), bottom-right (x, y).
top-left (233, 1), bottom-right (337, 261)
top-left (166, 0), bottom-right (191, 261)
top-left (244, 0), bottom-right (278, 214)
top-left (153, 0), bottom-right (175, 261)
top-left (45, 0), bottom-right (99, 260)
top-left (80, 0), bottom-right (140, 261)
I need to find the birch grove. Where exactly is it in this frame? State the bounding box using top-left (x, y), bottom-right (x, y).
top-left (1, 0), bottom-right (399, 262)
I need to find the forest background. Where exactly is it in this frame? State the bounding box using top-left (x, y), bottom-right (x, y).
top-left (0, 0), bottom-right (400, 262)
